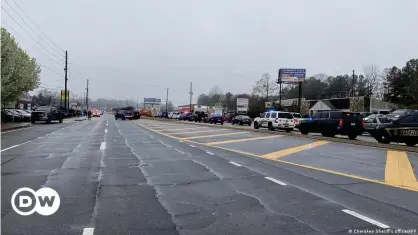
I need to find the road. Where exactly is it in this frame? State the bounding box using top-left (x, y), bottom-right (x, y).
top-left (1, 114), bottom-right (418, 234)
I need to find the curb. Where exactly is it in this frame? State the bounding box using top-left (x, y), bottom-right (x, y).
top-left (1, 123), bottom-right (31, 132)
top-left (141, 117), bottom-right (418, 153)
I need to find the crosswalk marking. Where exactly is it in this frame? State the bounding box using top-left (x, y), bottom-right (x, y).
top-left (385, 150), bottom-right (418, 190)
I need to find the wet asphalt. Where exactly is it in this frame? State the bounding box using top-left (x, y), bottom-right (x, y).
top-left (1, 114), bottom-right (418, 235)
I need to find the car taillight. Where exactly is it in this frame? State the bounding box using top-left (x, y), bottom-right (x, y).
top-left (362, 120), bottom-right (365, 128)
top-left (339, 119), bottom-right (343, 126)
top-left (293, 119), bottom-right (297, 123)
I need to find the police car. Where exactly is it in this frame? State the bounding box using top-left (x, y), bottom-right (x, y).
top-left (372, 111), bottom-right (418, 146)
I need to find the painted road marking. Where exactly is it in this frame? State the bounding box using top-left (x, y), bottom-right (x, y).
top-left (342, 209), bottom-right (389, 228)
top-left (205, 135), bottom-right (283, 146)
top-left (189, 144), bottom-right (196, 147)
top-left (265, 177), bottom-right (287, 186)
top-left (174, 148), bottom-right (185, 154)
top-left (206, 151), bottom-right (215, 155)
top-left (160, 127), bottom-right (209, 132)
top-left (106, 121), bottom-right (108, 126)
top-left (134, 121), bottom-right (418, 192)
top-left (180, 131), bottom-right (249, 140)
top-left (100, 142), bottom-right (106, 150)
top-left (261, 141), bottom-right (329, 160)
top-left (105, 129), bottom-right (108, 133)
top-left (1, 126), bottom-right (34, 133)
top-left (170, 129), bottom-right (226, 135)
top-left (82, 228), bottom-right (95, 235)
top-left (229, 161), bottom-right (242, 167)
top-left (385, 150), bottom-right (418, 190)
top-left (1, 144), bottom-right (19, 152)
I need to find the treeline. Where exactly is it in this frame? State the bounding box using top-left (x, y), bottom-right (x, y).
top-left (197, 59), bottom-right (418, 116)
top-left (1, 28), bottom-right (41, 108)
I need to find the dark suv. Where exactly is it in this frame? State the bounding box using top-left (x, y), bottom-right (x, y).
top-left (299, 111), bottom-right (364, 139)
top-left (31, 106), bottom-right (64, 124)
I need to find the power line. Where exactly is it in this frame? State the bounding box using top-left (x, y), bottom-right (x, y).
top-left (8, 0), bottom-right (65, 53)
top-left (41, 65), bottom-right (64, 77)
top-left (1, 6), bottom-right (64, 62)
top-left (2, 21), bottom-right (64, 67)
top-left (3, 0), bottom-right (64, 56)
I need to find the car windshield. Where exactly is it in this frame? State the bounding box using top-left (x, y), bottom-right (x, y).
top-left (378, 118), bottom-right (392, 123)
top-left (292, 113), bottom-right (302, 118)
top-left (392, 110), bottom-right (407, 114)
top-left (36, 106), bottom-right (51, 111)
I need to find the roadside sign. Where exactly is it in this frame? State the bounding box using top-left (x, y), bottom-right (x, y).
top-left (144, 98), bottom-right (161, 105)
top-left (237, 98), bottom-right (249, 114)
top-left (278, 69), bottom-right (306, 83)
top-left (61, 90), bottom-right (70, 100)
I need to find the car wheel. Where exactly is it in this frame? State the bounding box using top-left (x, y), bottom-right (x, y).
top-left (240, 121), bottom-right (243, 126)
top-left (375, 130), bottom-right (391, 144)
top-left (300, 130), bottom-right (308, 135)
top-left (285, 129), bottom-right (291, 132)
top-left (31, 119), bottom-right (36, 124)
top-left (348, 134), bottom-right (357, 140)
top-left (232, 122), bottom-right (234, 125)
top-left (59, 119), bottom-right (63, 123)
top-left (254, 122), bottom-right (259, 129)
top-left (221, 122), bottom-right (224, 125)
top-left (405, 140), bottom-right (417, 147)
top-left (268, 122), bottom-right (274, 131)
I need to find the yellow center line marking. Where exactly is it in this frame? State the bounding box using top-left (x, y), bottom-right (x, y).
top-left (133, 121), bottom-right (418, 192)
top-left (385, 150), bottom-right (418, 190)
top-left (180, 131), bottom-right (249, 140)
top-left (154, 127), bottom-right (208, 132)
top-left (261, 141), bottom-right (330, 160)
top-left (205, 135), bottom-right (283, 146)
top-left (170, 129), bottom-right (227, 135)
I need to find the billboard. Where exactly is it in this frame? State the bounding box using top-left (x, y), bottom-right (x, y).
top-left (237, 98), bottom-right (249, 114)
top-left (144, 98), bottom-right (161, 105)
top-left (278, 69), bottom-right (306, 83)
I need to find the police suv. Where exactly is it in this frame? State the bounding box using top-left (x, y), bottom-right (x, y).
top-left (372, 111), bottom-right (418, 147)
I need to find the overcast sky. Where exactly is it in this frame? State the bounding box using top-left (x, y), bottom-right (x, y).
top-left (3, 0), bottom-right (418, 105)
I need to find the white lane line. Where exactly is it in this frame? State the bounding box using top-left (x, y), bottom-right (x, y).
top-left (174, 148), bottom-right (185, 154)
top-left (1, 144), bottom-right (20, 152)
top-left (1, 126), bottom-right (33, 133)
top-left (179, 140), bottom-right (184, 143)
top-left (342, 209), bottom-right (390, 228)
top-left (106, 120), bottom-right (108, 126)
top-left (229, 161), bottom-right (242, 167)
top-left (206, 151), bottom-right (215, 155)
top-left (99, 142), bottom-right (106, 150)
top-left (189, 144), bottom-right (196, 148)
top-left (105, 129), bottom-right (108, 133)
top-left (82, 228), bottom-right (95, 235)
top-left (265, 177), bottom-right (287, 186)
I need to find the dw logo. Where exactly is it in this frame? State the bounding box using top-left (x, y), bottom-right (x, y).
top-left (11, 187), bottom-right (60, 216)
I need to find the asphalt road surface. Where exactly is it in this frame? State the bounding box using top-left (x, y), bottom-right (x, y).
top-left (1, 114), bottom-right (418, 235)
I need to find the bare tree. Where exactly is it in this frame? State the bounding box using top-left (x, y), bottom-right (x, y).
top-left (363, 64), bottom-right (383, 97)
top-left (252, 73), bottom-right (279, 101)
top-left (313, 73), bottom-right (328, 81)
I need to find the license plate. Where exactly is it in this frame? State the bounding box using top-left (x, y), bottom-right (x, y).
top-left (351, 123), bottom-right (356, 126)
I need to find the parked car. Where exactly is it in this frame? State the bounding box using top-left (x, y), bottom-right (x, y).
top-left (372, 112), bottom-right (418, 146)
top-left (253, 111), bottom-right (295, 132)
top-left (386, 109), bottom-right (416, 121)
top-left (12, 109), bottom-right (32, 122)
top-left (363, 114), bottom-right (392, 134)
top-left (290, 112), bottom-right (304, 128)
top-left (224, 112), bottom-right (237, 123)
top-left (2, 110), bottom-right (23, 122)
top-left (193, 111), bottom-right (209, 123)
top-left (209, 114), bottom-right (224, 125)
top-left (172, 112), bottom-right (181, 119)
top-left (299, 111), bottom-right (364, 139)
top-left (31, 106), bottom-right (64, 124)
top-left (232, 115), bottom-right (252, 126)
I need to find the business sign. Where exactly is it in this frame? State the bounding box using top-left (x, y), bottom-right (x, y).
top-left (278, 69), bottom-right (306, 83)
top-left (237, 98), bottom-right (249, 113)
top-left (61, 90), bottom-right (70, 100)
top-left (144, 98), bottom-right (161, 105)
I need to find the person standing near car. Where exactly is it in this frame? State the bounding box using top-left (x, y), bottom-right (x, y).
top-left (87, 110), bottom-right (92, 120)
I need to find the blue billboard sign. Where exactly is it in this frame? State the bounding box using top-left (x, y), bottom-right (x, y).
top-left (144, 98), bottom-right (161, 105)
top-left (278, 69), bottom-right (306, 83)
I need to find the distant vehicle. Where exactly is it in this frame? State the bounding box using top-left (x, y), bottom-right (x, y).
top-left (386, 109), bottom-right (416, 121)
top-left (372, 112), bottom-right (418, 146)
top-left (31, 106), bottom-right (64, 124)
top-left (232, 115), bottom-right (252, 126)
top-left (193, 111), bottom-right (209, 123)
top-left (171, 112), bottom-right (181, 119)
top-left (114, 107), bottom-right (140, 120)
top-left (168, 112), bottom-right (174, 119)
top-left (359, 112), bottom-right (372, 119)
top-left (290, 112), bottom-right (303, 128)
top-left (363, 115), bottom-right (391, 134)
top-left (299, 111), bottom-right (364, 139)
top-left (254, 111), bottom-right (295, 132)
top-left (181, 112), bottom-right (192, 121)
top-left (209, 113), bottom-right (224, 125)
top-left (224, 112), bottom-right (237, 123)
top-left (92, 109), bottom-right (101, 117)
top-left (7, 109), bottom-right (31, 122)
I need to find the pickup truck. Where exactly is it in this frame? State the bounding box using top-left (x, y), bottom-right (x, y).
top-left (31, 106), bottom-right (64, 124)
top-left (299, 111), bottom-right (364, 140)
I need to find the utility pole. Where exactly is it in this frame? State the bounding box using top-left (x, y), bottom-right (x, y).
top-left (166, 88), bottom-right (169, 112)
top-left (64, 50), bottom-right (68, 112)
top-left (137, 100), bottom-right (139, 110)
top-left (352, 70), bottom-right (355, 97)
top-left (86, 79), bottom-right (89, 110)
top-left (189, 82), bottom-right (193, 113)
top-left (278, 69), bottom-right (282, 110)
